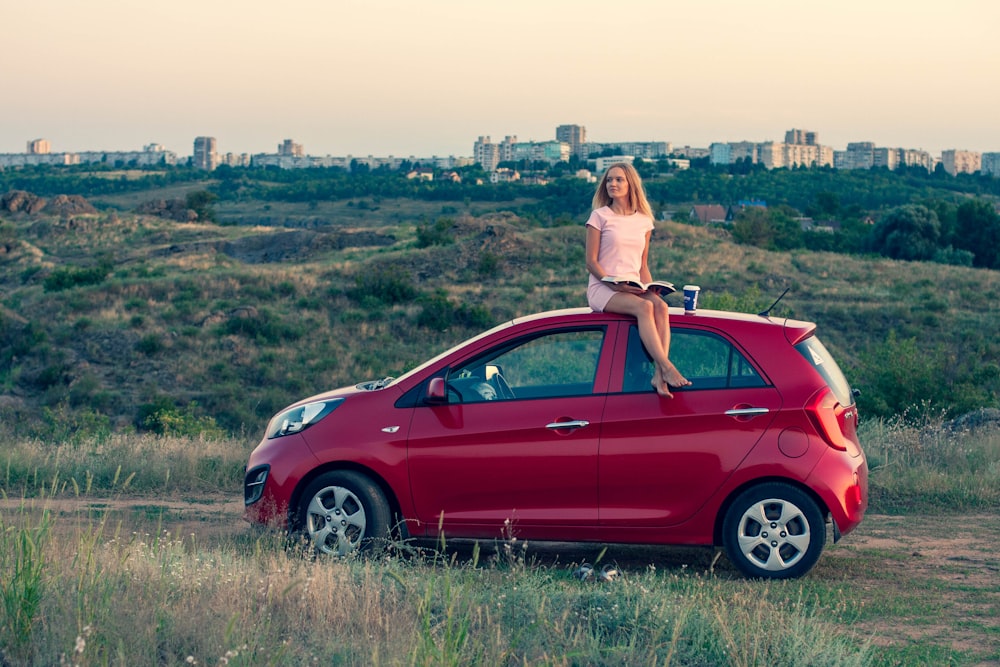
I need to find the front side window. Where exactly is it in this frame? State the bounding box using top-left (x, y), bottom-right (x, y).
top-left (448, 328), bottom-right (605, 402)
top-left (622, 326), bottom-right (766, 392)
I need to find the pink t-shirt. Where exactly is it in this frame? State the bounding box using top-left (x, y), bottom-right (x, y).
top-left (586, 206), bottom-right (654, 312)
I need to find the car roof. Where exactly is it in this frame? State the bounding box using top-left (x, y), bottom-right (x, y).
top-left (509, 307), bottom-right (817, 345)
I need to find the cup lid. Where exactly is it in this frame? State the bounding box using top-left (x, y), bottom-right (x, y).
top-left (683, 285), bottom-right (700, 291)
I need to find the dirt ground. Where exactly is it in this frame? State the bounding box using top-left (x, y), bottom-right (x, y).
top-left (3, 495), bottom-right (998, 662)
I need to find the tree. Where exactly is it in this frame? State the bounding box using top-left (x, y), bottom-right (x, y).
top-left (870, 204), bottom-right (940, 261)
top-left (730, 207), bottom-right (775, 248)
top-left (185, 190), bottom-right (218, 222)
top-left (954, 199), bottom-right (1000, 269)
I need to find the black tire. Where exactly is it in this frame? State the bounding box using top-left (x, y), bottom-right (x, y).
top-left (722, 483), bottom-right (826, 579)
top-left (296, 471), bottom-right (391, 556)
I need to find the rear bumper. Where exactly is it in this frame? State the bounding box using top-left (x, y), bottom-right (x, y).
top-left (809, 450), bottom-right (868, 541)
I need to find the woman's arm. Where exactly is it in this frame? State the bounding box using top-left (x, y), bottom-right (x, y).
top-left (638, 230), bottom-right (654, 283)
top-left (585, 225), bottom-right (605, 280)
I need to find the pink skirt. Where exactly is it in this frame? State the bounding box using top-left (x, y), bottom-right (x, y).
top-left (587, 279), bottom-right (618, 312)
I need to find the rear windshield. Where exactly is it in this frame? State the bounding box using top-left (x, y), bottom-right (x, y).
top-left (795, 336), bottom-right (855, 407)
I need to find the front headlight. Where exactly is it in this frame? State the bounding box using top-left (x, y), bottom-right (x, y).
top-left (267, 398), bottom-right (344, 439)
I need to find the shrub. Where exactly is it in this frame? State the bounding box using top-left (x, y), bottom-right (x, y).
top-left (417, 292), bottom-right (493, 330)
top-left (135, 333), bottom-right (164, 356)
top-left (348, 268), bottom-right (418, 305)
top-left (217, 308), bottom-right (304, 344)
top-left (416, 218), bottom-right (455, 248)
top-left (42, 262), bottom-right (112, 292)
top-left (136, 398), bottom-right (226, 439)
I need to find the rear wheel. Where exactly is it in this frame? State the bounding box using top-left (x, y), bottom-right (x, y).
top-left (296, 471), bottom-right (391, 556)
top-left (722, 483), bottom-right (825, 579)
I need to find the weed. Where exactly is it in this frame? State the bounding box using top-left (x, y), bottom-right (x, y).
top-left (0, 510), bottom-right (49, 664)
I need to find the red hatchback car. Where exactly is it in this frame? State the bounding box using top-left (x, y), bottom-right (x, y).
top-left (244, 307), bottom-right (868, 579)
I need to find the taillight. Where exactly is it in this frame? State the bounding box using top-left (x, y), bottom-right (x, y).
top-left (805, 387), bottom-right (846, 451)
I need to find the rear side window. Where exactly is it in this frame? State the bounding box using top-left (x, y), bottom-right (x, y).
top-left (795, 337), bottom-right (854, 406)
top-left (623, 326), bottom-right (766, 392)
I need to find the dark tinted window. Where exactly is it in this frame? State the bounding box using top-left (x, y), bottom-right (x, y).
top-left (795, 336), bottom-right (854, 406)
top-left (623, 326), bottom-right (766, 392)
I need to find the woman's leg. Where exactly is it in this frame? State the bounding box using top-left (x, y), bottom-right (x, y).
top-left (604, 293), bottom-right (687, 397)
top-left (648, 295), bottom-right (689, 389)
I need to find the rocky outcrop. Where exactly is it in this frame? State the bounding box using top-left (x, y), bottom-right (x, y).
top-left (1, 190), bottom-right (96, 216)
top-left (1, 190), bottom-right (47, 214)
top-left (47, 194), bottom-right (97, 216)
top-left (135, 198), bottom-right (197, 222)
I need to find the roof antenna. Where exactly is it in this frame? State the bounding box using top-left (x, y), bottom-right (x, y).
top-left (758, 287), bottom-right (790, 318)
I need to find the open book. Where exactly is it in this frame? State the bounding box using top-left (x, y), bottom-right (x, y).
top-left (601, 276), bottom-right (676, 295)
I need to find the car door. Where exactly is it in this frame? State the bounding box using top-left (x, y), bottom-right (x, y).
top-left (406, 326), bottom-right (612, 541)
top-left (598, 323), bottom-right (782, 528)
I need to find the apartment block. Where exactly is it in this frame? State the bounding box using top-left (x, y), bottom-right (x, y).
top-left (899, 148), bottom-right (934, 171)
top-left (193, 136), bottom-right (219, 170)
top-left (556, 124), bottom-right (587, 158)
top-left (941, 149), bottom-right (982, 175)
top-left (760, 141), bottom-right (833, 169)
top-left (872, 147), bottom-right (899, 170)
top-left (76, 145), bottom-right (178, 167)
top-left (27, 138), bottom-right (51, 154)
top-left (785, 129), bottom-right (818, 146)
top-left (278, 139), bottom-right (304, 157)
top-left (982, 153), bottom-right (1000, 178)
top-left (835, 142), bottom-right (875, 170)
top-left (710, 141), bottom-right (758, 166)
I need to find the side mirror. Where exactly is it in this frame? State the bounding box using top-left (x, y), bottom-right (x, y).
top-left (425, 377), bottom-right (448, 404)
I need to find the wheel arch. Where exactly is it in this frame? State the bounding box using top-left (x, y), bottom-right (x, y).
top-left (288, 462), bottom-right (408, 538)
top-left (712, 476), bottom-right (831, 547)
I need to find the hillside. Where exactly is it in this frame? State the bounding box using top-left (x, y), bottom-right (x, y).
top-left (1, 193), bottom-right (998, 438)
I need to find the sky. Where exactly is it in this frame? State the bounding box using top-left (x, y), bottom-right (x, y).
top-left (4, 0), bottom-right (999, 158)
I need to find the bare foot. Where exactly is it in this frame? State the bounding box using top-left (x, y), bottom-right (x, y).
top-left (661, 364), bottom-right (691, 389)
top-left (650, 376), bottom-right (674, 399)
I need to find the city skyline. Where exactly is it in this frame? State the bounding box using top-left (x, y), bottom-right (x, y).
top-left (4, 1), bottom-right (999, 157)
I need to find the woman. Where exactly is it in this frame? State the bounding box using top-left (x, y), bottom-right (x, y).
top-left (585, 162), bottom-right (689, 398)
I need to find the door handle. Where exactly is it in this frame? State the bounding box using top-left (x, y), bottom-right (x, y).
top-left (546, 420), bottom-right (590, 430)
top-left (725, 407), bottom-right (770, 417)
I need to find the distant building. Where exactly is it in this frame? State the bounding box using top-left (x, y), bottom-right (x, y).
top-left (872, 147), bottom-right (899, 170)
top-left (760, 137), bottom-right (833, 169)
top-left (193, 136), bottom-right (219, 170)
top-left (76, 144), bottom-right (178, 167)
top-left (690, 204), bottom-right (728, 224)
top-left (899, 148), bottom-right (934, 171)
top-left (278, 139), bottom-right (304, 157)
top-left (941, 149), bottom-right (981, 175)
top-left (556, 124), bottom-right (587, 158)
top-left (586, 141), bottom-right (671, 160)
top-left (710, 141), bottom-right (758, 166)
top-left (594, 155), bottom-right (634, 173)
top-left (27, 138), bottom-right (51, 154)
top-left (785, 129), bottom-right (818, 146)
top-left (490, 167), bottom-right (520, 183)
top-left (835, 142), bottom-right (875, 170)
top-left (982, 153), bottom-right (1000, 178)
top-left (509, 140), bottom-right (569, 164)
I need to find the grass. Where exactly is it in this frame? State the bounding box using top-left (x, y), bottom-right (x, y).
top-left (3, 203), bottom-right (1000, 434)
top-left (0, 503), bottom-right (875, 666)
top-left (0, 419), bottom-right (997, 664)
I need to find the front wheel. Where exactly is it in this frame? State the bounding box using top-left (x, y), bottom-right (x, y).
top-left (722, 483), bottom-right (826, 579)
top-left (296, 471), bottom-right (391, 556)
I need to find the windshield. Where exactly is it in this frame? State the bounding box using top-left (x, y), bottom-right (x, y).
top-left (795, 336), bottom-right (854, 407)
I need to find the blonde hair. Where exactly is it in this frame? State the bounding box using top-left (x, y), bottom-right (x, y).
top-left (592, 162), bottom-right (653, 217)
